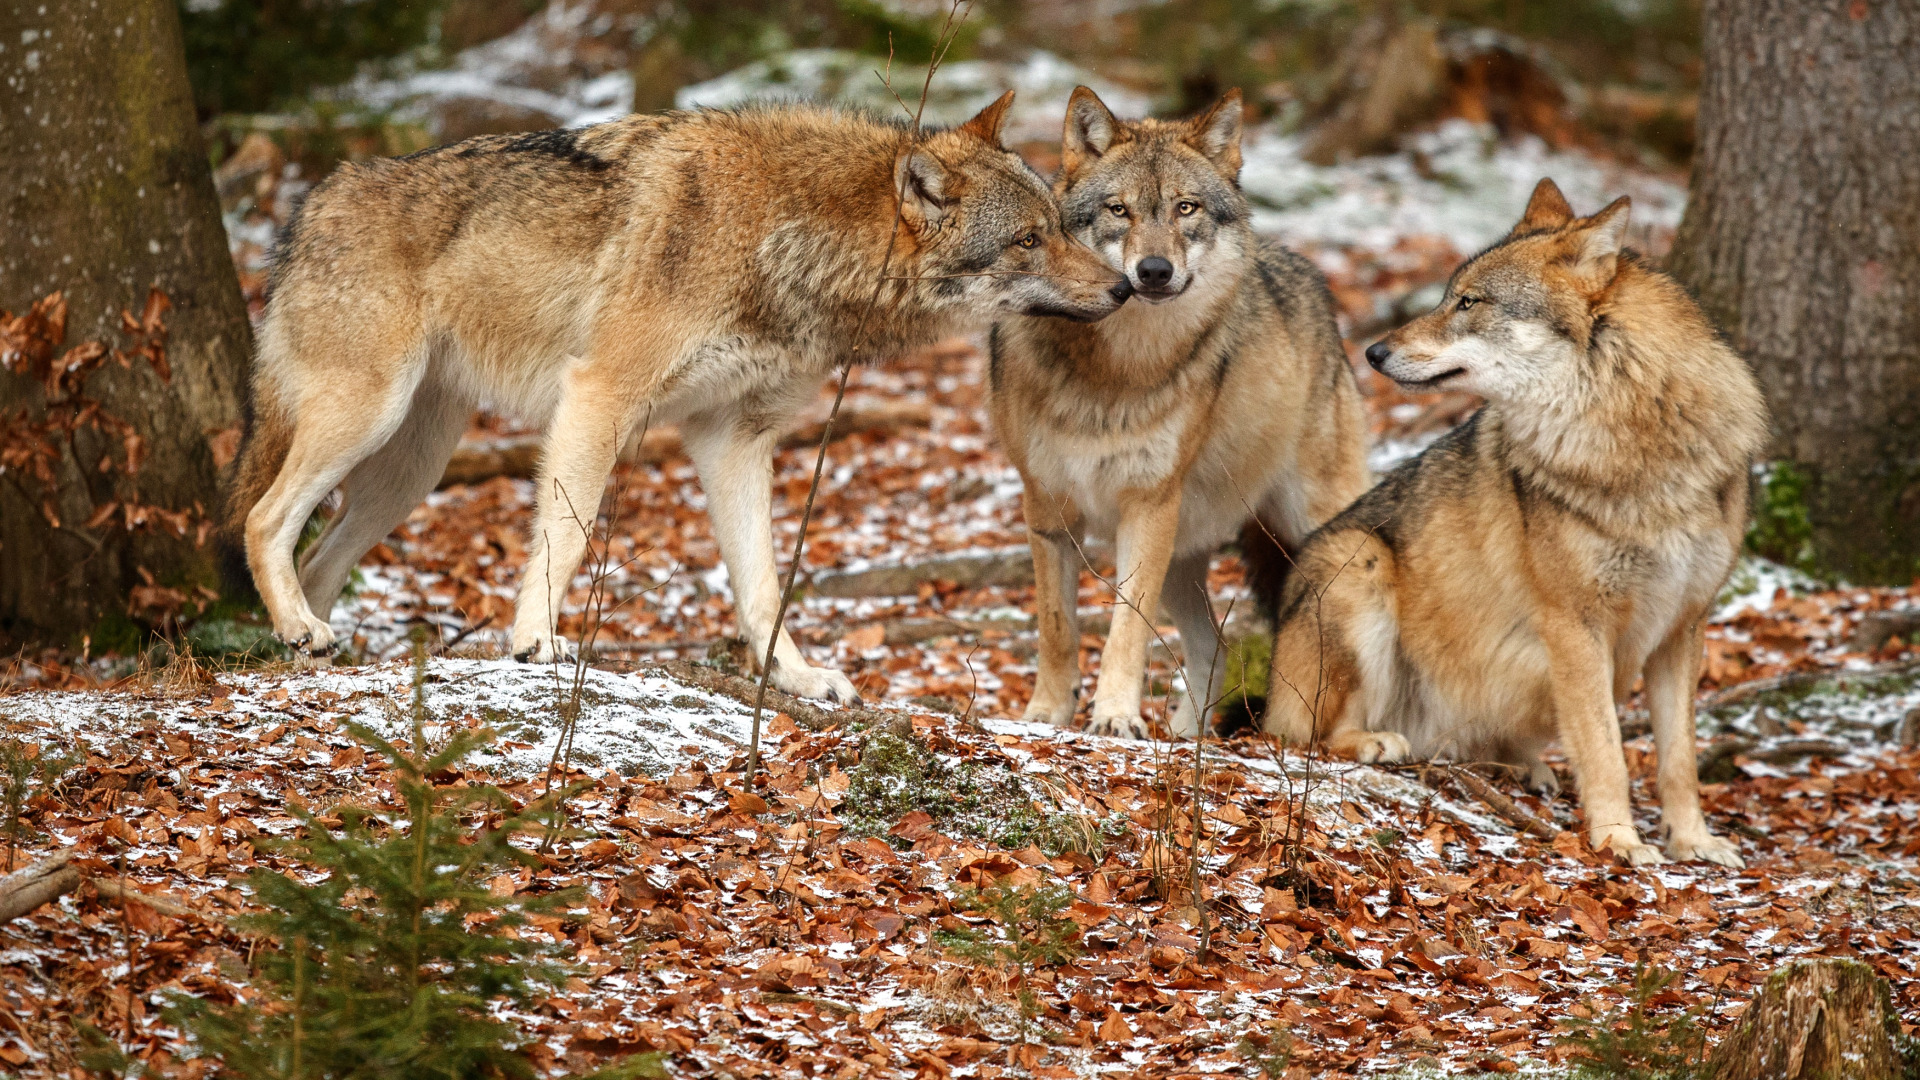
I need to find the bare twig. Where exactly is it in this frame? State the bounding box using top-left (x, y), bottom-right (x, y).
top-left (745, 1), bottom-right (976, 786)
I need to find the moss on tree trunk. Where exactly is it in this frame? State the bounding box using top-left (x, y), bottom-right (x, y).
top-left (0, 0), bottom-right (251, 646)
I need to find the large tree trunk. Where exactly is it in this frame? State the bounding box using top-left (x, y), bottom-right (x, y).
top-left (0, 0), bottom-right (251, 646)
top-left (1667, 0), bottom-right (1920, 583)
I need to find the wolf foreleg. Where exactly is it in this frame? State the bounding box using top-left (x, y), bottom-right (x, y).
top-left (1645, 619), bottom-right (1743, 867)
top-left (1086, 489), bottom-right (1182, 739)
top-left (1021, 512), bottom-right (1085, 727)
top-left (1539, 615), bottom-right (1664, 866)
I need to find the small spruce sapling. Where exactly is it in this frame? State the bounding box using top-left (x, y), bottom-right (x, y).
top-left (1557, 961), bottom-right (1708, 1080)
top-left (0, 736), bottom-right (73, 872)
top-left (935, 882), bottom-right (1083, 1036)
top-left (168, 634), bottom-right (581, 1080)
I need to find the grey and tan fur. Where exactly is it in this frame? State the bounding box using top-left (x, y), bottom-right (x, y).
top-left (990, 88), bottom-right (1371, 739)
top-left (229, 94), bottom-right (1129, 702)
top-left (1264, 178), bottom-right (1768, 866)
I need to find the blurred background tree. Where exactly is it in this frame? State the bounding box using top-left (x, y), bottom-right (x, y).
top-left (178, 0), bottom-right (450, 117)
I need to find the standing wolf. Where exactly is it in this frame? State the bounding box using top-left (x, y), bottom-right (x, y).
top-left (990, 88), bottom-right (1371, 740)
top-left (1265, 179), bottom-right (1767, 866)
top-left (230, 94), bottom-right (1130, 702)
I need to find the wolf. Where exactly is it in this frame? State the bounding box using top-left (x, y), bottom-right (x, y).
top-left (989, 87), bottom-right (1372, 740)
top-left (1263, 178), bottom-right (1767, 866)
top-left (229, 93), bottom-right (1130, 703)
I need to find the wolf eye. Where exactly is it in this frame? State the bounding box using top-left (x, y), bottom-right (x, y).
top-left (1107, 203), bottom-right (1127, 217)
top-left (1016, 232), bottom-right (1041, 249)
top-left (1457, 295), bottom-right (1481, 311)
top-left (1177, 200), bottom-right (1199, 216)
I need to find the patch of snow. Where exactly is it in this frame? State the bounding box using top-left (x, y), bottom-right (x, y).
top-left (1245, 119), bottom-right (1688, 257)
top-left (676, 48), bottom-right (1150, 145)
top-left (1713, 554), bottom-right (1822, 622)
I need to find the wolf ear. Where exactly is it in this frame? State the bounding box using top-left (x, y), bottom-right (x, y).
top-left (1517, 177), bottom-right (1574, 233)
top-left (957, 90), bottom-right (1015, 148)
top-left (1184, 89), bottom-right (1243, 176)
top-left (1062, 86), bottom-right (1120, 175)
top-left (894, 149), bottom-right (951, 231)
top-left (1567, 196), bottom-right (1631, 286)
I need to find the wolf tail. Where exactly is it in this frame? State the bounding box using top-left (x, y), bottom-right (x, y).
top-left (1238, 517), bottom-right (1295, 626)
top-left (224, 371), bottom-right (292, 544)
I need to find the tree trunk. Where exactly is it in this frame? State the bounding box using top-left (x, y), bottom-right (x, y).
top-left (0, 0), bottom-right (251, 646)
top-left (1667, 0), bottom-right (1920, 584)
top-left (1708, 958), bottom-right (1903, 1080)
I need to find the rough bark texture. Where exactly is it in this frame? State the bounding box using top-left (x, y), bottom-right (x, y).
top-left (1708, 958), bottom-right (1903, 1080)
top-left (1668, 0), bottom-right (1920, 583)
top-left (0, 0), bottom-right (251, 645)
top-left (0, 853), bottom-right (79, 925)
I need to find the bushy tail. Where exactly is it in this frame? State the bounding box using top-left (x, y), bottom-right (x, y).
top-left (1238, 517), bottom-right (1295, 627)
top-left (223, 376), bottom-right (292, 543)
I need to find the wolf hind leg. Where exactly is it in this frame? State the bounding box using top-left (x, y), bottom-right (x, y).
top-left (298, 378), bottom-right (472, 626)
top-left (246, 336), bottom-right (431, 655)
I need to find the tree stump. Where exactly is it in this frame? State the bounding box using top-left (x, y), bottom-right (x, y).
top-left (1709, 958), bottom-right (1904, 1080)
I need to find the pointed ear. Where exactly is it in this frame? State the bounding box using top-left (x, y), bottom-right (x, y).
top-left (1183, 89), bottom-right (1243, 176)
top-left (1517, 177), bottom-right (1574, 233)
top-left (1568, 196), bottom-right (1631, 286)
top-left (1062, 86), bottom-right (1120, 176)
top-left (957, 90), bottom-right (1015, 148)
top-left (894, 148), bottom-right (951, 231)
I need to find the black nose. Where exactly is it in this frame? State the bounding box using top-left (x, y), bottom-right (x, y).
top-left (1135, 256), bottom-right (1175, 289)
top-left (1365, 341), bottom-right (1393, 370)
top-left (1107, 277), bottom-right (1134, 304)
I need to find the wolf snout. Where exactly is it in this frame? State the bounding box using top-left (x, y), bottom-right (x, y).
top-left (1135, 256), bottom-right (1175, 290)
top-left (1364, 341), bottom-right (1394, 370)
top-left (1107, 277), bottom-right (1135, 304)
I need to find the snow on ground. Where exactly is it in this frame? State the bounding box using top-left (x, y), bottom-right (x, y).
top-left (675, 47), bottom-right (1150, 145)
top-left (1245, 119), bottom-right (1688, 258)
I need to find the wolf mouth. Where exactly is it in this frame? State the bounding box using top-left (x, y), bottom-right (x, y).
top-left (1396, 367), bottom-right (1466, 391)
top-left (1133, 285), bottom-right (1188, 303)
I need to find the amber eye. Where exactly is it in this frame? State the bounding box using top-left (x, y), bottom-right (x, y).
top-left (1457, 295), bottom-right (1481, 311)
top-left (1017, 232), bottom-right (1041, 249)
top-left (1107, 203), bottom-right (1127, 217)
top-left (1177, 200), bottom-right (1199, 216)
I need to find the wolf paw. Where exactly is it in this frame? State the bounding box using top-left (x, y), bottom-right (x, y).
top-left (1086, 708), bottom-right (1152, 741)
top-left (275, 616), bottom-right (336, 657)
top-left (772, 663), bottom-right (861, 706)
top-left (513, 635), bottom-right (575, 665)
top-left (1593, 826), bottom-right (1668, 867)
top-left (1667, 831), bottom-right (1744, 869)
top-left (1527, 761), bottom-right (1562, 797)
top-left (1021, 697), bottom-right (1077, 727)
top-left (1349, 731), bottom-right (1411, 763)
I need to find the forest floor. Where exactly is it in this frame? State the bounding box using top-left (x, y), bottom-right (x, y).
top-left (3, 312), bottom-right (1918, 1078)
top-left (4, 27), bottom-right (1919, 1075)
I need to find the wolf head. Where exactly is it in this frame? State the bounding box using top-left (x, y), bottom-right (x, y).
top-left (896, 92), bottom-right (1131, 322)
top-left (1050, 87), bottom-right (1250, 304)
top-left (1364, 178), bottom-right (1633, 403)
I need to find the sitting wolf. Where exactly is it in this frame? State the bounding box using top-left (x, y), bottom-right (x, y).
top-left (229, 94), bottom-right (1129, 702)
top-left (1265, 179), bottom-right (1766, 867)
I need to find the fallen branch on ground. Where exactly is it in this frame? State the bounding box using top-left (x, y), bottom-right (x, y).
top-left (0, 852), bottom-right (209, 924)
top-left (1445, 767), bottom-right (1558, 841)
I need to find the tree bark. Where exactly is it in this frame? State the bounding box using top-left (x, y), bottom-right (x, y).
top-left (1668, 0), bottom-right (1920, 583)
top-left (0, 0), bottom-right (252, 645)
top-left (1708, 958), bottom-right (1903, 1080)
